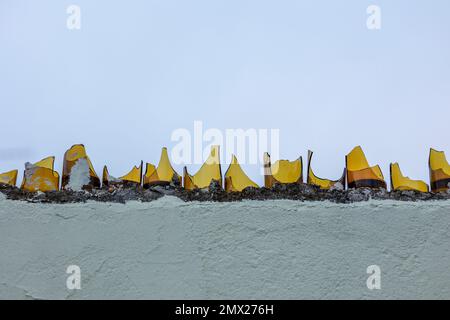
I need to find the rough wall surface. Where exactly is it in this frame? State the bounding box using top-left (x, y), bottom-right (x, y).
top-left (1, 194), bottom-right (450, 300)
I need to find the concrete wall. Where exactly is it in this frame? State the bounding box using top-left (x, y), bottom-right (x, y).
top-left (1, 194), bottom-right (450, 299)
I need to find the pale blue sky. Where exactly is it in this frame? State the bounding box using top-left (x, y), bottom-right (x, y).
top-left (1, 0), bottom-right (449, 186)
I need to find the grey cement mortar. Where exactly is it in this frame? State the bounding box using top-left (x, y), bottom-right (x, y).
top-left (1, 194), bottom-right (450, 299)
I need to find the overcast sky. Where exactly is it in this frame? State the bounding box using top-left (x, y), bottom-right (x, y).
top-left (1, 0), bottom-right (449, 187)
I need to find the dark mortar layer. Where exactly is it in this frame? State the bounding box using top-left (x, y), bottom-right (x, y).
top-left (0, 184), bottom-right (163, 204)
top-left (2, 182), bottom-right (449, 204)
top-left (175, 181), bottom-right (450, 203)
